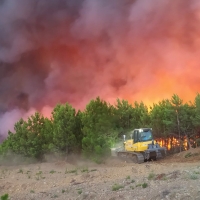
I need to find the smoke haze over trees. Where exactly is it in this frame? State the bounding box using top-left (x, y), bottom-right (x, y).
top-left (1, 0), bottom-right (200, 140)
top-left (1, 94), bottom-right (200, 162)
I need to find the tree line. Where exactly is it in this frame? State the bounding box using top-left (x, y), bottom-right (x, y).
top-left (1, 94), bottom-right (200, 162)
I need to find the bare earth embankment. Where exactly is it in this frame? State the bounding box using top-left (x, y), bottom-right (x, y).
top-left (1, 148), bottom-right (200, 200)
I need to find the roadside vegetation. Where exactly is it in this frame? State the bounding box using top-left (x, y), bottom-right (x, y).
top-left (1, 94), bottom-right (200, 163)
top-left (0, 194), bottom-right (9, 200)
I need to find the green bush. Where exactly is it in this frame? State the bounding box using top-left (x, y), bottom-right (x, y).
top-left (185, 152), bottom-right (192, 158)
top-left (49, 170), bottom-right (56, 174)
top-left (65, 169), bottom-right (77, 174)
top-left (142, 183), bottom-right (148, 188)
top-left (1, 194), bottom-right (9, 200)
top-left (190, 174), bottom-right (198, 180)
top-left (77, 189), bottom-right (82, 194)
top-left (0, 113), bottom-right (54, 160)
top-left (81, 97), bottom-right (118, 161)
top-left (112, 184), bottom-right (124, 191)
top-left (148, 172), bottom-right (155, 180)
top-left (81, 167), bottom-right (88, 173)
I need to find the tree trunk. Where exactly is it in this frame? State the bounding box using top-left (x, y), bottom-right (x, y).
top-left (183, 131), bottom-right (192, 150)
top-left (176, 110), bottom-right (181, 153)
top-left (185, 135), bottom-right (192, 150)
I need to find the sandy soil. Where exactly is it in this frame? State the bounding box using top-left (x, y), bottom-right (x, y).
top-left (1, 148), bottom-right (200, 200)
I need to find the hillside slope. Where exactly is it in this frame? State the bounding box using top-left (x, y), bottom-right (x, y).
top-left (1, 148), bottom-right (200, 200)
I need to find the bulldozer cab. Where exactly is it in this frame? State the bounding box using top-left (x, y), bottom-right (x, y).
top-left (133, 128), bottom-right (153, 143)
top-left (124, 128), bottom-right (153, 152)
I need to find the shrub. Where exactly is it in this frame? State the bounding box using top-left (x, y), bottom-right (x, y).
top-left (17, 169), bottom-right (23, 174)
top-left (65, 169), bottom-right (77, 174)
top-left (1, 194), bottom-right (9, 200)
top-left (77, 189), bottom-right (82, 194)
top-left (112, 184), bottom-right (124, 191)
top-left (142, 183), bottom-right (148, 188)
top-left (148, 172), bottom-right (155, 180)
top-left (190, 174), bottom-right (198, 180)
top-left (136, 184), bottom-right (142, 187)
top-left (49, 170), bottom-right (56, 174)
top-left (81, 167), bottom-right (89, 173)
top-left (185, 152), bottom-right (192, 158)
top-left (90, 169), bottom-right (97, 172)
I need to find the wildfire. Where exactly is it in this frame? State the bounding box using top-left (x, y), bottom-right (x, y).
top-left (2, 0), bottom-right (200, 141)
top-left (157, 137), bottom-right (189, 151)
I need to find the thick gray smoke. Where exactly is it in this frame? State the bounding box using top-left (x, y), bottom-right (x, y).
top-left (1, 0), bottom-right (200, 141)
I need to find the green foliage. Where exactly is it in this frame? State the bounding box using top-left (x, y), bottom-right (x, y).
top-left (192, 93), bottom-right (200, 129)
top-left (0, 113), bottom-right (54, 159)
top-left (77, 189), bottom-right (82, 194)
top-left (150, 94), bottom-right (196, 142)
top-left (114, 99), bottom-right (134, 132)
top-left (65, 169), bottom-right (77, 174)
top-left (150, 99), bottom-right (175, 137)
top-left (90, 169), bottom-right (97, 172)
top-left (0, 139), bottom-right (9, 156)
top-left (112, 183), bottom-right (124, 191)
top-left (73, 110), bottom-right (84, 152)
top-left (148, 172), bottom-right (155, 180)
top-left (171, 94), bottom-right (183, 108)
top-left (62, 189), bottom-right (66, 193)
top-left (171, 95), bottom-right (195, 141)
top-left (131, 101), bottom-right (150, 128)
top-left (80, 167), bottom-right (88, 173)
top-left (17, 169), bottom-right (23, 174)
top-left (81, 97), bottom-right (117, 160)
top-left (49, 170), bottom-right (56, 174)
top-left (112, 99), bottom-right (150, 140)
top-left (52, 103), bottom-right (77, 153)
top-left (190, 174), bottom-right (198, 180)
top-left (0, 194), bottom-right (9, 200)
top-left (52, 194), bottom-right (58, 198)
top-left (185, 152), bottom-right (192, 158)
top-left (130, 186), bottom-right (134, 190)
top-left (185, 152), bottom-right (199, 158)
top-left (142, 183), bottom-right (148, 188)
top-left (35, 171), bottom-right (44, 180)
top-left (1, 94), bottom-right (200, 162)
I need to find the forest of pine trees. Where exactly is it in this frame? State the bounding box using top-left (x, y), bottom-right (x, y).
top-left (1, 94), bottom-right (200, 162)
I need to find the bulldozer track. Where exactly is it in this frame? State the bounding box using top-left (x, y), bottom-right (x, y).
top-left (117, 151), bottom-right (145, 164)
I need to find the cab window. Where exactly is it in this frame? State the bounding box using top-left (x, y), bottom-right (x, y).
top-left (140, 131), bottom-right (152, 141)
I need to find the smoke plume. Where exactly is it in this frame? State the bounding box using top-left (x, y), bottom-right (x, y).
top-left (0, 0), bottom-right (200, 140)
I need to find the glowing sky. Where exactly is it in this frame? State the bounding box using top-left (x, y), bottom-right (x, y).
top-left (0, 0), bottom-right (200, 139)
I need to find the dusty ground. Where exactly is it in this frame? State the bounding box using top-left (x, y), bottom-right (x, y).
top-left (1, 148), bottom-right (200, 200)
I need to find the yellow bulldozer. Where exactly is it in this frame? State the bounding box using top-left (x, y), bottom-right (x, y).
top-left (115, 128), bottom-right (166, 163)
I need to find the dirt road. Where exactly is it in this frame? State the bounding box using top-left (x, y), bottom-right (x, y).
top-left (1, 148), bottom-right (200, 200)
